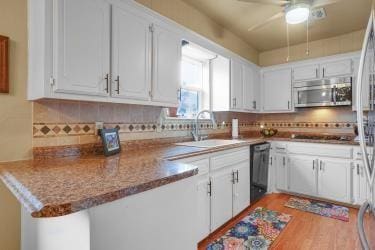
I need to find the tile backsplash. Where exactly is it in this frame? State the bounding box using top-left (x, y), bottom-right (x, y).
top-left (32, 100), bottom-right (357, 148)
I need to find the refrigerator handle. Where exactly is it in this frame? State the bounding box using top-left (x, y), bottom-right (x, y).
top-left (358, 202), bottom-right (370, 250)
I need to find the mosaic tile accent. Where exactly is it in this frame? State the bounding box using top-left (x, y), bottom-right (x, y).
top-left (32, 121), bottom-right (356, 138)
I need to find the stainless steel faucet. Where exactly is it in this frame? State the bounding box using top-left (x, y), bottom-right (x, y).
top-left (192, 110), bottom-right (216, 141)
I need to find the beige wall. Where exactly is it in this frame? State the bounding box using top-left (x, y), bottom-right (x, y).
top-left (259, 29), bottom-right (365, 66)
top-left (0, 0), bottom-right (32, 249)
top-left (135, 0), bottom-right (259, 64)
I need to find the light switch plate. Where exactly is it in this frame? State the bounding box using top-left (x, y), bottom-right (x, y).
top-left (95, 122), bottom-right (104, 135)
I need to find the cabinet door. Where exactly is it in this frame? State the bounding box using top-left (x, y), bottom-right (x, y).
top-left (322, 59), bottom-right (352, 78)
top-left (288, 155), bottom-right (317, 196)
top-left (196, 174), bottom-right (211, 242)
top-left (53, 0), bottom-right (110, 96)
top-left (318, 158), bottom-right (352, 203)
top-left (210, 167), bottom-right (234, 231)
top-left (152, 23), bottom-right (181, 105)
top-left (233, 161), bottom-right (250, 216)
top-left (354, 162), bottom-right (370, 205)
top-left (275, 154), bottom-right (288, 190)
top-left (111, 6), bottom-right (151, 100)
top-left (243, 65), bottom-right (255, 111)
top-left (292, 64), bottom-right (319, 82)
top-left (231, 60), bottom-right (243, 110)
top-left (263, 69), bottom-right (292, 112)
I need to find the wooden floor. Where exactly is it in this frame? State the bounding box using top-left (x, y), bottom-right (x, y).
top-left (198, 193), bottom-right (364, 250)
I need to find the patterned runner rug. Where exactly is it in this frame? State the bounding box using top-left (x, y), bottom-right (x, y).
top-left (207, 207), bottom-right (292, 250)
top-left (284, 197), bottom-right (349, 222)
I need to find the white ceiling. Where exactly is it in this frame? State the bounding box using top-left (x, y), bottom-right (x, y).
top-left (181, 0), bottom-right (372, 51)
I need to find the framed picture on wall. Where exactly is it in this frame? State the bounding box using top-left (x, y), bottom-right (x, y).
top-left (100, 128), bottom-right (121, 156)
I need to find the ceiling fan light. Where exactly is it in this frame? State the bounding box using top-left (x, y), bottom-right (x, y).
top-left (285, 4), bottom-right (310, 24)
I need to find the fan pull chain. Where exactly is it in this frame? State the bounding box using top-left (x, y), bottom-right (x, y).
top-left (306, 16), bottom-right (310, 56)
top-left (286, 22), bottom-right (290, 62)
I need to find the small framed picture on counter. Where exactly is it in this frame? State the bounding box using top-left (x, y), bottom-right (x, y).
top-left (100, 128), bottom-right (121, 156)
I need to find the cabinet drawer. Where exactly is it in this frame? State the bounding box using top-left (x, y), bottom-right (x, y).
top-left (287, 143), bottom-right (353, 159)
top-left (174, 156), bottom-right (210, 175)
top-left (354, 146), bottom-right (374, 160)
top-left (210, 148), bottom-right (249, 171)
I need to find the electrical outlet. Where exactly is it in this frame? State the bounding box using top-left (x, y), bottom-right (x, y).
top-left (95, 122), bottom-right (104, 135)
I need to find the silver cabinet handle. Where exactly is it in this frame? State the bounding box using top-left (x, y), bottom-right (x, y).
top-left (323, 68), bottom-right (325, 78)
top-left (104, 73), bottom-right (109, 93)
top-left (232, 171), bottom-right (236, 184)
top-left (207, 180), bottom-right (212, 196)
top-left (287, 101), bottom-right (290, 110)
top-left (357, 164), bottom-right (360, 175)
top-left (270, 157), bottom-right (273, 166)
top-left (319, 160), bottom-right (323, 171)
top-left (316, 68), bottom-right (318, 78)
top-left (236, 170), bottom-right (239, 183)
top-left (114, 75), bottom-right (120, 94)
top-left (313, 160), bottom-right (315, 170)
top-left (283, 157), bottom-right (286, 166)
top-left (253, 101), bottom-right (257, 109)
top-left (232, 98), bottom-right (236, 108)
top-left (276, 147), bottom-right (285, 150)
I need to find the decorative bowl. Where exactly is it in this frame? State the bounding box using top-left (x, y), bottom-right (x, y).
top-left (260, 128), bottom-right (278, 137)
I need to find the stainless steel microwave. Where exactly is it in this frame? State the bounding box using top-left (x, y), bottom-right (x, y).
top-left (293, 77), bottom-right (352, 108)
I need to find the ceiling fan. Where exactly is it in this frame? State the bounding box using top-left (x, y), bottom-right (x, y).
top-left (238, 0), bottom-right (341, 32)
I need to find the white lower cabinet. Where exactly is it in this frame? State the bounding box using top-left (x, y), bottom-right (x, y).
top-left (174, 146), bottom-right (250, 242)
top-left (288, 155), bottom-right (317, 196)
top-left (353, 161), bottom-right (370, 205)
top-left (232, 161), bottom-right (251, 215)
top-left (317, 158), bottom-right (352, 203)
top-left (275, 153), bottom-right (288, 190)
top-left (210, 166), bottom-right (235, 231)
top-left (273, 142), bottom-right (354, 205)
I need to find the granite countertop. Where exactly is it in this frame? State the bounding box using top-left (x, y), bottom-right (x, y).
top-left (0, 139), bottom-right (264, 218)
top-left (266, 137), bottom-right (360, 145)
top-left (0, 136), bottom-right (359, 218)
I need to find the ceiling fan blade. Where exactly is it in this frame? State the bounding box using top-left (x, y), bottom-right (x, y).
top-left (248, 11), bottom-right (285, 32)
top-left (237, 0), bottom-right (290, 6)
top-left (312, 0), bottom-right (341, 8)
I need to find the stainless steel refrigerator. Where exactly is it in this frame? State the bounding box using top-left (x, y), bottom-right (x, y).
top-left (357, 7), bottom-right (375, 250)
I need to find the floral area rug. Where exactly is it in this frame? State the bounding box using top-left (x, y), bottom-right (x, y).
top-left (206, 207), bottom-right (291, 250)
top-left (284, 197), bottom-right (349, 222)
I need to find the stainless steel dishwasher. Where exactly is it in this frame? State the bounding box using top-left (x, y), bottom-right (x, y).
top-left (250, 143), bottom-right (270, 203)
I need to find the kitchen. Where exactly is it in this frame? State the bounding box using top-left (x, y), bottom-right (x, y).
top-left (0, 0), bottom-right (374, 249)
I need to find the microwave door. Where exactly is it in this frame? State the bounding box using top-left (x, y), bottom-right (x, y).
top-left (295, 86), bottom-right (334, 107)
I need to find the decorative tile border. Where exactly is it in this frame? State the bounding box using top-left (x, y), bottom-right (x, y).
top-left (33, 121), bottom-right (356, 138)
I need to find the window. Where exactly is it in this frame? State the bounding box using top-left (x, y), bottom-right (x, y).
top-left (169, 41), bottom-right (215, 119)
top-left (177, 56), bottom-right (206, 118)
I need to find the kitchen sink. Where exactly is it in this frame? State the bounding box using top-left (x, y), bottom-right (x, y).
top-left (175, 139), bottom-right (245, 148)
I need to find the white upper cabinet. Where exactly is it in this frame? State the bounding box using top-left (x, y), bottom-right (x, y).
top-left (230, 59), bottom-right (258, 112)
top-left (321, 59), bottom-right (353, 78)
top-left (292, 64), bottom-right (319, 82)
top-left (151, 23), bottom-right (181, 106)
top-left (111, 5), bottom-right (151, 101)
top-left (262, 68), bottom-right (292, 112)
top-left (243, 64), bottom-right (257, 111)
top-left (231, 60), bottom-right (244, 110)
top-left (53, 0), bottom-right (111, 96)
